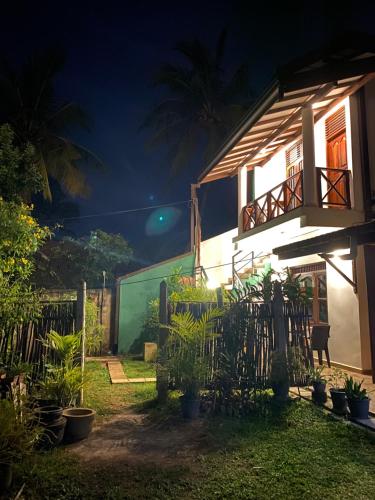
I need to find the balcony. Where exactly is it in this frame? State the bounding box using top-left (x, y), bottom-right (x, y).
top-left (242, 168), bottom-right (352, 233)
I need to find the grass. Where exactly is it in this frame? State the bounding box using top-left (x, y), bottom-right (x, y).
top-left (121, 357), bottom-right (156, 378)
top-left (84, 361), bottom-right (156, 418)
top-left (9, 362), bottom-right (375, 499)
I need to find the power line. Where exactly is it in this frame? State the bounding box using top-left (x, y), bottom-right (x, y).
top-left (40, 199), bottom-right (192, 224)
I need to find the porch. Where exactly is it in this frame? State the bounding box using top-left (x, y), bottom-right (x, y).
top-left (242, 167), bottom-right (352, 233)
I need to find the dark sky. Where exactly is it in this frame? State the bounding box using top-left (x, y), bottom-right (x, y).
top-left (2, 1), bottom-right (375, 268)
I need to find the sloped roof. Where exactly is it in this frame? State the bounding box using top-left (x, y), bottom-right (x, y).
top-left (198, 34), bottom-right (375, 184)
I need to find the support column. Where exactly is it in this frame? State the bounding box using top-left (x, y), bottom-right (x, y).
top-left (238, 165), bottom-right (248, 233)
top-left (302, 105), bottom-right (319, 207)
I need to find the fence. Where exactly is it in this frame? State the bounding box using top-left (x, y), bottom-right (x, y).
top-left (161, 285), bottom-right (312, 398)
top-left (0, 297), bottom-right (82, 382)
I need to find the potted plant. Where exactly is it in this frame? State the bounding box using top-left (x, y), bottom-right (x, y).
top-left (309, 366), bottom-right (327, 403)
top-left (0, 398), bottom-right (41, 493)
top-left (344, 376), bottom-right (370, 419)
top-left (328, 368), bottom-right (347, 415)
top-left (166, 309), bottom-right (222, 419)
top-left (270, 351), bottom-right (290, 402)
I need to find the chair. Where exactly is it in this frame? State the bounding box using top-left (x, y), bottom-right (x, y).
top-left (310, 325), bottom-right (331, 367)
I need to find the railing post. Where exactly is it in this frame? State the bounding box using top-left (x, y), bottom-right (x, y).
top-left (302, 105), bottom-right (319, 207)
top-left (272, 281), bottom-right (289, 401)
top-left (316, 168), bottom-right (323, 207)
top-left (157, 280), bottom-right (169, 404)
top-left (238, 165), bottom-right (248, 233)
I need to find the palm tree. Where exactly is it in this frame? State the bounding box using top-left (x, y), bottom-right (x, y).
top-left (143, 30), bottom-right (252, 175)
top-left (0, 48), bottom-right (103, 200)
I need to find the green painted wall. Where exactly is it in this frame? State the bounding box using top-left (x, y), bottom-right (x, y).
top-left (118, 252), bottom-right (195, 353)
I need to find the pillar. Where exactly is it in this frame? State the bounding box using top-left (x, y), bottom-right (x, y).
top-left (238, 165), bottom-right (248, 232)
top-left (302, 105), bottom-right (319, 207)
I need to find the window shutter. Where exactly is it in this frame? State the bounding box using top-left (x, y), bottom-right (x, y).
top-left (286, 141), bottom-right (302, 167)
top-left (325, 106), bottom-right (346, 140)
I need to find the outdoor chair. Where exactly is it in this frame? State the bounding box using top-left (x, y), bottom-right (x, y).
top-left (310, 325), bottom-right (331, 368)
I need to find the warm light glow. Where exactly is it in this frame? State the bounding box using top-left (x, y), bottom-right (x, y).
top-left (206, 278), bottom-right (220, 290)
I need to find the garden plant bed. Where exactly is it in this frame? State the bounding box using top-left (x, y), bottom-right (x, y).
top-left (8, 361), bottom-right (375, 499)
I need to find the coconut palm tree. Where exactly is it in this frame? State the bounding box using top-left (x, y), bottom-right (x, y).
top-left (143, 30), bottom-right (252, 175)
top-left (0, 47), bottom-right (103, 200)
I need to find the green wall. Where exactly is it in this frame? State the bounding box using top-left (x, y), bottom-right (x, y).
top-left (118, 252), bottom-right (195, 353)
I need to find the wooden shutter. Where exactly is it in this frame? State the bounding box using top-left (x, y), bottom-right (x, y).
top-left (325, 106), bottom-right (346, 140)
top-left (286, 141), bottom-right (302, 169)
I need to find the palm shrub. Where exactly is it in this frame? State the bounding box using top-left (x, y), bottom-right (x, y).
top-left (38, 331), bottom-right (83, 407)
top-left (166, 309), bottom-right (222, 400)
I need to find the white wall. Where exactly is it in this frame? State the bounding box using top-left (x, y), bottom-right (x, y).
top-left (200, 228), bottom-right (237, 287)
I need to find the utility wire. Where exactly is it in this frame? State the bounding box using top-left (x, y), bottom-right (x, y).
top-left (39, 199), bottom-right (191, 224)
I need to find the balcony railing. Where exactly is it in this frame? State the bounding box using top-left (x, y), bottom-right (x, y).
top-left (243, 171), bottom-right (303, 232)
top-left (242, 167), bottom-right (352, 233)
top-left (317, 167), bottom-right (351, 209)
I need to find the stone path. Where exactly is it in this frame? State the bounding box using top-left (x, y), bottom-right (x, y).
top-left (87, 355), bottom-right (156, 384)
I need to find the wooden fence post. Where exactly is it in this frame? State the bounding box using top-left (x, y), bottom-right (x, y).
top-left (216, 287), bottom-right (223, 308)
top-left (157, 280), bottom-right (168, 403)
top-left (272, 281), bottom-right (290, 399)
top-left (77, 281), bottom-right (87, 405)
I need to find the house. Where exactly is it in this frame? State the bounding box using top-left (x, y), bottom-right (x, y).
top-left (196, 35), bottom-right (375, 379)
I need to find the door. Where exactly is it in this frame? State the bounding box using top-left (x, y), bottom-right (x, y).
top-left (325, 107), bottom-right (348, 206)
top-left (285, 141), bottom-right (303, 211)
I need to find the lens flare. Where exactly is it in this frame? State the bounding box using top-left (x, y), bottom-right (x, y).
top-left (145, 207), bottom-right (181, 236)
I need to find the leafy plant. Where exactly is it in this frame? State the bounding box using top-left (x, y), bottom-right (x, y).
top-left (308, 366), bottom-right (326, 384)
top-left (344, 376), bottom-right (368, 400)
top-left (329, 368), bottom-right (345, 389)
top-left (166, 309), bottom-right (222, 399)
top-left (42, 330), bottom-right (81, 369)
top-left (0, 398), bottom-right (41, 466)
top-left (85, 298), bottom-right (105, 356)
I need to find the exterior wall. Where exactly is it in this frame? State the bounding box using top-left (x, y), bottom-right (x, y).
top-left (117, 253), bottom-right (195, 353)
top-left (364, 79), bottom-right (375, 204)
top-left (200, 228), bottom-right (237, 287)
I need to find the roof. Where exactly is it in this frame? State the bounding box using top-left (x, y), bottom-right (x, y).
top-left (198, 33), bottom-right (375, 184)
top-left (273, 221), bottom-right (375, 260)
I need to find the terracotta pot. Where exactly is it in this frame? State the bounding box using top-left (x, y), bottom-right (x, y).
top-left (63, 408), bottom-right (96, 443)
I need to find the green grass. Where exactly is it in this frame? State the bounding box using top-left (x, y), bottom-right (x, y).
top-left (121, 357), bottom-right (156, 378)
top-left (10, 362), bottom-right (375, 499)
top-left (84, 361), bottom-right (156, 418)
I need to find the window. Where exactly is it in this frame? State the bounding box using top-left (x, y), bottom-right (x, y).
top-left (325, 107), bottom-right (348, 206)
top-left (291, 263), bottom-right (328, 324)
top-left (285, 141), bottom-right (303, 209)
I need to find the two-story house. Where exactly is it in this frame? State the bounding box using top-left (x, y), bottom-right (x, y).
top-left (196, 36), bottom-right (375, 379)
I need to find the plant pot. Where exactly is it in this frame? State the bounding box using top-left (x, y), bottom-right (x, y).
top-left (38, 417), bottom-right (67, 450)
top-left (179, 396), bottom-right (200, 419)
top-left (35, 405), bottom-right (63, 425)
top-left (330, 388), bottom-right (347, 415)
top-left (0, 464), bottom-right (12, 493)
top-left (347, 398), bottom-right (370, 419)
top-left (34, 397), bottom-right (59, 408)
top-left (63, 408), bottom-right (96, 443)
top-left (312, 381), bottom-right (326, 394)
top-left (272, 381), bottom-right (289, 402)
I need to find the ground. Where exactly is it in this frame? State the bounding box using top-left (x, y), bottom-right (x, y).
top-left (10, 360), bottom-right (375, 499)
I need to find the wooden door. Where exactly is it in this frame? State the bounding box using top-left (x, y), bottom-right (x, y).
top-left (325, 107), bottom-right (348, 206)
top-left (285, 141), bottom-right (303, 211)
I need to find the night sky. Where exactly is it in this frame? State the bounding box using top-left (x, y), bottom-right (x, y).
top-left (2, 1), bottom-right (375, 268)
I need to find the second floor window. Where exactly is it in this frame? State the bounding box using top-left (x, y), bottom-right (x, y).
top-left (285, 141), bottom-right (303, 209)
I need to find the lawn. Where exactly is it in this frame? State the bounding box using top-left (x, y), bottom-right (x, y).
top-left (10, 361), bottom-right (375, 499)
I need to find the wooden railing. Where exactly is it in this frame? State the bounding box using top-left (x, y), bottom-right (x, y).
top-left (242, 170), bottom-right (303, 232)
top-left (317, 167), bottom-right (351, 208)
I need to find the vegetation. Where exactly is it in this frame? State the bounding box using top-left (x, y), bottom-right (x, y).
top-left (85, 298), bottom-right (105, 356)
top-left (308, 366), bottom-right (327, 384)
top-left (143, 30), bottom-right (251, 175)
top-left (0, 124), bottom-right (43, 202)
top-left (166, 309), bottom-right (222, 399)
top-left (38, 331), bottom-right (83, 407)
top-left (344, 376), bottom-right (368, 400)
top-left (34, 229), bottom-right (133, 288)
top-left (0, 47), bottom-right (103, 200)
top-left (329, 368), bottom-right (345, 389)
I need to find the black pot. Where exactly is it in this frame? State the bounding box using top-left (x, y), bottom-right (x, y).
top-left (330, 388), bottom-right (347, 415)
top-left (34, 398), bottom-right (58, 408)
top-left (180, 396), bottom-right (200, 419)
top-left (35, 405), bottom-right (63, 425)
top-left (312, 381), bottom-right (326, 394)
top-left (38, 417), bottom-right (67, 450)
top-left (0, 464), bottom-right (12, 493)
top-left (272, 381), bottom-right (289, 402)
top-left (347, 398), bottom-right (370, 419)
